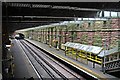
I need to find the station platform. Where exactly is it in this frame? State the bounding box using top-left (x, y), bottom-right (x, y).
top-left (25, 39), bottom-right (118, 80)
top-left (10, 39), bottom-right (38, 79)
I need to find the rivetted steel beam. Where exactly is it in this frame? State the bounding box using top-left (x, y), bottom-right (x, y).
top-left (3, 21), bottom-right (62, 23)
top-left (5, 3), bottom-right (100, 11)
top-left (2, 7), bottom-right (98, 17)
top-left (3, 16), bottom-right (78, 19)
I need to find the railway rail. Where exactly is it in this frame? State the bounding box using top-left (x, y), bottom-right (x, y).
top-left (18, 40), bottom-right (85, 80)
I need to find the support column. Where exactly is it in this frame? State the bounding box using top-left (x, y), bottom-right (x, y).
top-left (118, 14), bottom-right (120, 52)
top-left (40, 29), bottom-right (42, 42)
top-left (0, 2), bottom-right (2, 79)
top-left (59, 27), bottom-right (62, 49)
top-left (71, 31), bottom-right (74, 42)
top-left (48, 28), bottom-right (50, 45)
top-left (45, 28), bottom-right (47, 44)
top-left (93, 55), bottom-right (95, 68)
top-left (65, 25), bottom-right (68, 43)
top-left (51, 28), bottom-right (53, 46)
top-left (55, 26), bottom-right (57, 48)
top-left (42, 29), bottom-right (44, 43)
top-left (43, 29), bottom-right (44, 43)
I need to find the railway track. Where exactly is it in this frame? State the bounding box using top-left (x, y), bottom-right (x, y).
top-left (18, 40), bottom-right (85, 80)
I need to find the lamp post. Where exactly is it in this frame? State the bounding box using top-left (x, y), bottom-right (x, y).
top-left (102, 38), bottom-right (107, 74)
top-left (64, 25), bottom-right (68, 43)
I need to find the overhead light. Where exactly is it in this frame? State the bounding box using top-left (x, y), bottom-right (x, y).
top-left (78, 18), bottom-right (82, 20)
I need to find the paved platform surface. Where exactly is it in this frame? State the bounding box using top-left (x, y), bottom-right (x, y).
top-left (25, 39), bottom-right (118, 79)
top-left (10, 39), bottom-right (38, 79)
